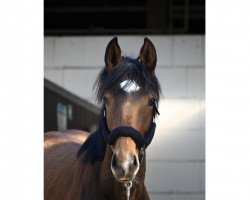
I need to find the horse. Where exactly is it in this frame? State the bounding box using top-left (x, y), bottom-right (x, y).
top-left (44, 37), bottom-right (161, 200)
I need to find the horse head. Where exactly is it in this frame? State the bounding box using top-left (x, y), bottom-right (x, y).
top-left (96, 37), bottom-right (161, 182)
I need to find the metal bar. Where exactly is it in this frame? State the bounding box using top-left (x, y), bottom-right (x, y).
top-left (184, 0), bottom-right (190, 32)
top-left (169, 0), bottom-right (174, 32)
top-left (172, 5), bottom-right (205, 12)
top-left (44, 28), bottom-right (178, 36)
top-left (45, 6), bottom-right (146, 13)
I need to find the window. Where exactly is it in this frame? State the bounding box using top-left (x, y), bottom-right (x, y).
top-left (44, 0), bottom-right (205, 35)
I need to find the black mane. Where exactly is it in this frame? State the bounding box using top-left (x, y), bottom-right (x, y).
top-left (77, 56), bottom-right (161, 163)
top-left (77, 118), bottom-right (107, 163)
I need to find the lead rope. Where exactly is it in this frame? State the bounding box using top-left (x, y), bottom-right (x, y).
top-left (124, 181), bottom-right (133, 200)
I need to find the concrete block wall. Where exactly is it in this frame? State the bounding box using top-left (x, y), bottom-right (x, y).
top-left (44, 35), bottom-right (205, 200)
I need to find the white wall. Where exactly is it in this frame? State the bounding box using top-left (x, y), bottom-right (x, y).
top-left (44, 35), bottom-right (205, 200)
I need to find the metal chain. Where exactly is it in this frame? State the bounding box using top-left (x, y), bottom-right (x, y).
top-left (124, 181), bottom-right (133, 200)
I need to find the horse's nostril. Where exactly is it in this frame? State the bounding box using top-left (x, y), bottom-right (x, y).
top-left (112, 154), bottom-right (117, 168)
top-left (133, 155), bottom-right (138, 167)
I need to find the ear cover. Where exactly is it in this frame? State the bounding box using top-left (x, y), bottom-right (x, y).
top-left (139, 37), bottom-right (157, 72)
top-left (104, 37), bottom-right (122, 70)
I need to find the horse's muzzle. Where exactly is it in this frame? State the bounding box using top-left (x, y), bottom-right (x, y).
top-left (111, 152), bottom-right (139, 182)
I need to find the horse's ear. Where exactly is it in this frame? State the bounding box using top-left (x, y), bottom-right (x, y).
top-left (105, 37), bottom-right (121, 70)
top-left (139, 38), bottom-right (157, 72)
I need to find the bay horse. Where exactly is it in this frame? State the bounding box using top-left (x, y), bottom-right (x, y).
top-left (44, 37), bottom-right (161, 200)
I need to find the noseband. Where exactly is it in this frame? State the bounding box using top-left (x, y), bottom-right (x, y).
top-left (101, 115), bottom-right (156, 150)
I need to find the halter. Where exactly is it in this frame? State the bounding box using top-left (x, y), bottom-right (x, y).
top-left (101, 115), bottom-right (156, 149)
top-left (100, 102), bottom-right (159, 153)
top-left (100, 100), bottom-right (159, 200)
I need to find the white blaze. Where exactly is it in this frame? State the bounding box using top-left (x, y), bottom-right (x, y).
top-left (120, 80), bottom-right (140, 93)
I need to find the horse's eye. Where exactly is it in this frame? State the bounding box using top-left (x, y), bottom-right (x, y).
top-left (149, 99), bottom-right (160, 115)
top-left (102, 97), bottom-right (107, 106)
top-left (149, 99), bottom-right (156, 107)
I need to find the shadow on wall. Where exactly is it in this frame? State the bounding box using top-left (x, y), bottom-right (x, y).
top-left (148, 98), bottom-right (205, 161)
top-left (145, 99), bottom-right (205, 198)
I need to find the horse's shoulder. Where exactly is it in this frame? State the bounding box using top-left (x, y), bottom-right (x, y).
top-left (44, 130), bottom-right (90, 149)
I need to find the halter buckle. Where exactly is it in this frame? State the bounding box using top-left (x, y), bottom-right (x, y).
top-left (139, 146), bottom-right (145, 162)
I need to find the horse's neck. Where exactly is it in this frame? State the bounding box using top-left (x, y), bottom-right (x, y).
top-left (99, 146), bottom-right (148, 200)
